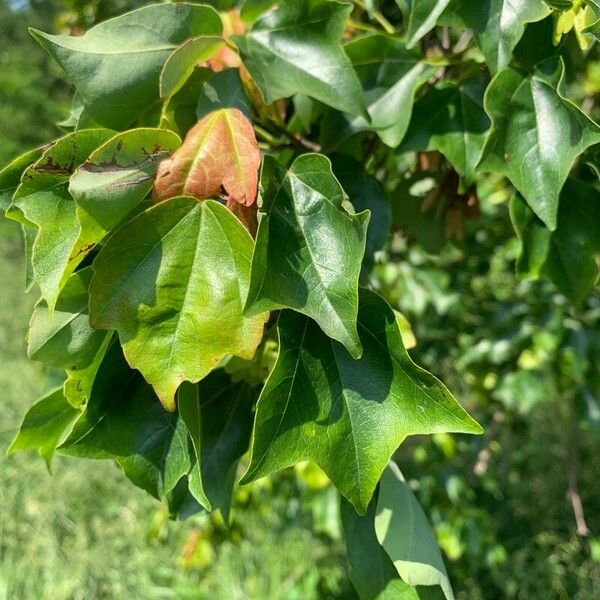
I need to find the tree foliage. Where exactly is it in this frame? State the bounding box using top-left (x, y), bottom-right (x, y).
top-left (3, 1), bottom-right (599, 598)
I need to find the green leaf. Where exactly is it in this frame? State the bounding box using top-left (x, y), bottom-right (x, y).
top-left (196, 69), bottom-right (252, 120)
top-left (90, 198), bottom-right (268, 411)
top-left (331, 34), bottom-right (437, 148)
top-left (8, 387), bottom-right (80, 470)
top-left (9, 129), bottom-right (114, 310)
top-left (399, 77), bottom-right (490, 183)
top-left (0, 146), bottom-right (44, 213)
top-left (405, 0), bottom-right (452, 48)
top-left (63, 334), bottom-right (113, 409)
top-left (341, 491), bottom-right (431, 600)
top-left (69, 128), bottom-right (181, 245)
top-left (478, 57), bottom-right (600, 230)
top-left (160, 69), bottom-right (214, 136)
top-left (242, 289), bottom-right (481, 513)
top-left (30, 3), bottom-right (223, 129)
top-left (190, 370), bottom-right (255, 519)
top-left (60, 341), bottom-right (200, 502)
top-left (510, 179), bottom-right (600, 305)
top-left (375, 463), bottom-right (454, 600)
top-left (244, 154), bottom-right (369, 358)
top-left (233, 0), bottom-right (367, 117)
top-left (178, 382), bottom-right (211, 510)
top-left (28, 267), bottom-right (109, 370)
top-left (241, 0), bottom-right (279, 23)
top-left (330, 154), bottom-right (391, 278)
top-left (441, 0), bottom-right (551, 73)
top-left (160, 36), bottom-right (225, 100)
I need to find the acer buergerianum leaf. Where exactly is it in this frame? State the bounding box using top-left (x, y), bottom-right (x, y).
top-left (89, 198), bottom-right (267, 411)
top-left (330, 154), bottom-right (391, 279)
top-left (510, 180), bottom-right (600, 306)
top-left (0, 147), bottom-right (44, 212)
top-left (9, 129), bottom-right (114, 310)
top-left (323, 34), bottom-right (437, 149)
top-left (154, 109), bottom-right (260, 207)
top-left (242, 289), bottom-right (481, 513)
top-left (478, 57), bottom-right (600, 230)
top-left (399, 77), bottom-right (490, 184)
top-left (69, 128), bottom-right (181, 246)
top-left (375, 463), bottom-right (454, 600)
top-left (159, 36), bottom-right (224, 100)
top-left (244, 154), bottom-right (369, 358)
top-left (28, 267), bottom-right (109, 371)
top-left (8, 387), bottom-right (80, 470)
top-left (232, 0), bottom-right (367, 117)
top-left (186, 370), bottom-right (255, 519)
top-left (341, 490), bottom-right (435, 600)
top-left (59, 341), bottom-right (203, 504)
top-left (404, 0), bottom-right (452, 48)
top-left (441, 0), bottom-right (551, 73)
top-left (30, 3), bottom-right (223, 129)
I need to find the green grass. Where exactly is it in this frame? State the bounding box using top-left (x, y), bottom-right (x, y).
top-left (0, 220), bottom-right (351, 600)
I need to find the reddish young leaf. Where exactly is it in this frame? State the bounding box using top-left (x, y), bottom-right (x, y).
top-left (154, 108), bottom-right (260, 206)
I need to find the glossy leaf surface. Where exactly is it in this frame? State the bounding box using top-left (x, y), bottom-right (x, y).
top-left (60, 342), bottom-right (200, 502)
top-left (233, 0), bottom-right (367, 116)
top-left (442, 0), bottom-right (551, 73)
top-left (242, 289), bottom-right (481, 512)
top-left (244, 154), bottom-right (369, 358)
top-left (90, 198), bottom-right (267, 410)
top-left (478, 58), bottom-right (600, 230)
top-left (339, 34), bottom-right (437, 148)
top-left (30, 3), bottom-right (222, 128)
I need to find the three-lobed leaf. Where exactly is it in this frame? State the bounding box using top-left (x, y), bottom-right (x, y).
top-left (242, 289), bottom-right (481, 513)
top-left (30, 3), bottom-right (223, 129)
top-left (233, 0), bottom-right (367, 117)
top-left (441, 0), bottom-right (551, 73)
top-left (478, 57), bottom-right (600, 230)
top-left (244, 153), bottom-right (369, 358)
top-left (89, 198), bottom-right (268, 411)
top-left (323, 34), bottom-right (437, 149)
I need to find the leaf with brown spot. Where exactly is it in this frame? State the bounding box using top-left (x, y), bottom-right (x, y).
top-left (154, 108), bottom-right (260, 207)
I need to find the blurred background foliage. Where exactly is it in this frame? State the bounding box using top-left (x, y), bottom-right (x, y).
top-left (0, 0), bottom-right (599, 598)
